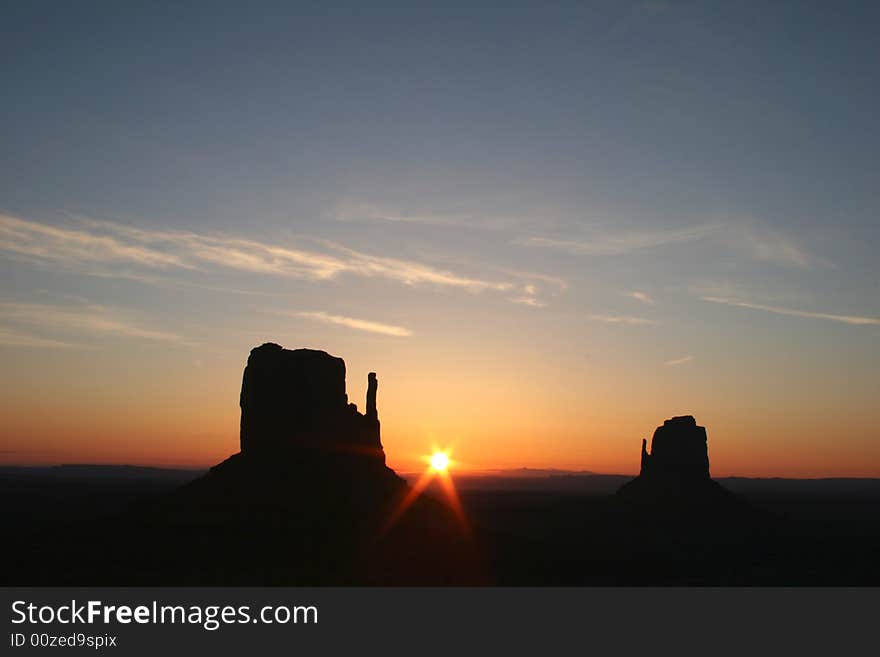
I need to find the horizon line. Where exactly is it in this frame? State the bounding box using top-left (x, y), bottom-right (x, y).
top-left (2, 461), bottom-right (879, 480)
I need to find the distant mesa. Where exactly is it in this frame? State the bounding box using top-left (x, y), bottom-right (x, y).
top-left (617, 415), bottom-right (743, 513)
top-left (639, 415), bottom-right (710, 482)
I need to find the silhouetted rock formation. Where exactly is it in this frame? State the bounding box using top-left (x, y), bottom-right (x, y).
top-left (239, 343), bottom-right (383, 461)
top-left (17, 342), bottom-right (483, 585)
top-left (639, 415), bottom-right (710, 481)
top-left (366, 371), bottom-right (378, 418)
top-left (619, 415), bottom-right (744, 515)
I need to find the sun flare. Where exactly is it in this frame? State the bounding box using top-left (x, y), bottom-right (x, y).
top-left (430, 451), bottom-right (450, 472)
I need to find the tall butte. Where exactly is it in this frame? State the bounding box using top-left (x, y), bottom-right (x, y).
top-left (174, 343), bottom-right (482, 582)
top-left (188, 342), bottom-right (405, 503)
top-left (14, 343), bottom-right (485, 585)
top-left (238, 343), bottom-right (385, 462)
top-left (617, 415), bottom-right (746, 515)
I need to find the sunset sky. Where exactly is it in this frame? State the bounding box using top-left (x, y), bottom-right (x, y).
top-left (2, 2), bottom-right (878, 476)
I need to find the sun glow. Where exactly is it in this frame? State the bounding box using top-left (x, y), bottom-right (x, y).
top-left (376, 446), bottom-right (468, 540)
top-left (430, 451), bottom-right (450, 472)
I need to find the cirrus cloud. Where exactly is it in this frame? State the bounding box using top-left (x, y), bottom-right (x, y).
top-left (0, 214), bottom-right (562, 303)
top-left (625, 290), bottom-right (655, 304)
top-left (288, 311), bottom-right (413, 337)
top-left (700, 296), bottom-right (880, 326)
top-left (589, 314), bottom-right (658, 326)
top-left (519, 220), bottom-right (826, 269)
top-left (0, 300), bottom-right (183, 345)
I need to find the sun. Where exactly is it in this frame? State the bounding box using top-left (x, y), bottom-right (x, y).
top-left (430, 451), bottom-right (450, 472)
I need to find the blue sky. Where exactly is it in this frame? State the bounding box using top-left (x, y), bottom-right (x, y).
top-left (1, 1), bottom-right (878, 474)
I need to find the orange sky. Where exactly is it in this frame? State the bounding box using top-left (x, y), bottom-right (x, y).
top-left (2, 331), bottom-right (878, 477)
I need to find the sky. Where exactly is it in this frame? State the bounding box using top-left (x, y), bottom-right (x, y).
top-left (1, 1), bottom-right (878, 476)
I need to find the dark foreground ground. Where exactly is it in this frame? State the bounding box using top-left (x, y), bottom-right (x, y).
top-left (2, 466), bottom-right (879, 585)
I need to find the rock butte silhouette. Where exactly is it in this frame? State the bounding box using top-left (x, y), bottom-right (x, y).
top-left (214, 343), bottom-right (398, 488)
top-left (239, 343), bottom-right (384, 459)
top-left (112, 342), bottom-right (485, 585)
top-left (119, 342), bottom-right (484, 585)
top-left (617, 415), bottom-right (746, 514)
top-left (641, 415), bottom-right (710, 481)
top-left (7, 345), bottom-right (773, 586)
top-left (5, 343), bottom-right (483, 585)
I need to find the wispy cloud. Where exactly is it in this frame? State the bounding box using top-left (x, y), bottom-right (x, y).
top-left (492, 268), bottom-right (568, 293)
top-left (519, 220), bottom-right (825, 269)
top-left (589, 314), bottom-right (658, 326)
top-left (291, 311), bottom-right (413, 337)
top-left (0, 213), bottom-right (187, 269)
top-left (509, 296), bottom-right (546, 308)
top-left (519, 224), bottom-right (715, 256)
top-left (665, 355), bottom-right (694, 366)
top-left (314, 239), bottom-right (513, 292)
top-left (701, 296), bottom-right (880, 326)
top-left (0, 301), bottom-right (183, 343)
top-left (625, 290), bottom-right (655, 304)
top-left (507, 283), bottom-right (551, 307)
top-left (0, 327), bottom-right (73, 348)
top-left (336, 203), bottom-right (472, 226)
top-left (722, 224), bottom-right (824, 269)
top-left (333, 201), bottom-right (520, 230)
top-left (0, 214), bottom-right (521, 296)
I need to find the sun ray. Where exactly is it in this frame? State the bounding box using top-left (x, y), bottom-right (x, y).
top-left (437, 469), bottom-right (469, 532)
top-left (373, 447), bottom-right (467, 542)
